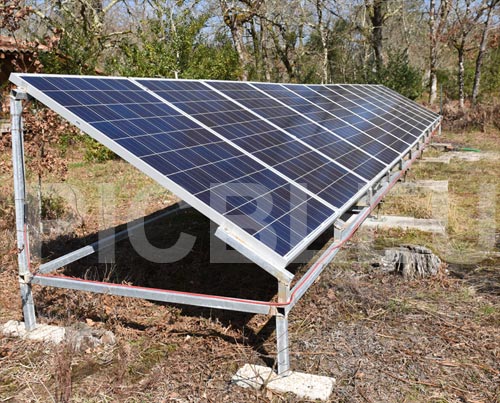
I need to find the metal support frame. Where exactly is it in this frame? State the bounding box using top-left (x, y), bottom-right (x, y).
top-left (10, 88), bottom-right (441, 375)
top-left (38, 204), bottom-right (187, 274)
top-left (11, 91), bottom-right (37, 331)
top-left (276, 282), bottom-right (291, 375)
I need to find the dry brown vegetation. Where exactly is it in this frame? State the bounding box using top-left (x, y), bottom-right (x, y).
top-left (0, 126), bottom-right (499, 402)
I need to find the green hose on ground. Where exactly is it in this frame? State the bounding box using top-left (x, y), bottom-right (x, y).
top-left (458, 147), bottom-right (481, 152)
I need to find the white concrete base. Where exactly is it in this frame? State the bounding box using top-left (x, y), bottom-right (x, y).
top-left (399, 180), bottom-right (448, 193)
top-left (421, 155), bottom-right (451, 164)
top-left (232, 364), bottom-right (335, 401)
top-left (422, 151), bottom-right (499, 164)
top-left (362, 215), bottom-right (446, 234)
top-left (1, 320), bottom-right (65, 344)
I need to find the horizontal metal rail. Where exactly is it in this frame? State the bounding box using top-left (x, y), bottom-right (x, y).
top-left (285, 121), bottom-right (439, 313)
top-left (31, 274), bottom-right (274, 315)
top-left (31, 121), bottom-right (440, 319)
top-left (38, 203), bottom-right (187, 274)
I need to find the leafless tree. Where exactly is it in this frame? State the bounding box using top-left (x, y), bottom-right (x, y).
top-left (428, 0), bottom-right (452, 104)
top-left (472, 0), bottom-right (499, 104)
top-left (447, 0), bottom-right (487, 109)
top-left (220, 0), bottom-right (257, 80)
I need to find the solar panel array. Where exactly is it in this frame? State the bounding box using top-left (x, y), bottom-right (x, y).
top-left (11, 74), bottom-right (440, 268)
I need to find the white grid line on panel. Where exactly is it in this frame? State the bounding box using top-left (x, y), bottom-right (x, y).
top-left (309, 85), bottom-right (413, 147)
top-left (201, 81), bottom-right (371, 184)
top-left (333, 85), bottom-right (427, 135)
top-left (130, 78), bottom-right (341, 213)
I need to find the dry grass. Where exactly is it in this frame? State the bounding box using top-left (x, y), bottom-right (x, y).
top-left (0, 127), bottom-right (499, 402)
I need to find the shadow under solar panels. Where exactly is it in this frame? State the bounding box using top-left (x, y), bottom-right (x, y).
top-left (10, 73), bottom-right (440, 272)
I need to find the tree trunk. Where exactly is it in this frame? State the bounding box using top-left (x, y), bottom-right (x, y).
top-left (316, 0), bottom-right (329, 83)
top-left (249, 19), bottom-right (261, 78)
top-left (429, 0), bottom-right (438, 104)
top-left (220, 1), bottom-right (252, 81)
top-left (381, 245), bottom-right (442, 280)
top-left (260, 17), bottom-right (272, 81)
top-left (458, 41), bottom-right (465, 109)
top-left (472, 0), bottom-right (497, 105)
top-left (369, 0), bottom-right (386, 75)
top-left (429, 64), bottom-right (438, 104)
top-left (428, 0), bottom-right (451, 104)
top-left (270, 24), bottom-right (295, 81)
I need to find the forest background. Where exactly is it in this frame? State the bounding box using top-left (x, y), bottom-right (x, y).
top-left (1, 0), bottom-right (499, 108)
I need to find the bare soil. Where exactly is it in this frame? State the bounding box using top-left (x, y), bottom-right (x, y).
top-left (0, 128), bottom-right (499, 402)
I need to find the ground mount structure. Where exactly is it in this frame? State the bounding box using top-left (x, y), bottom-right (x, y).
top-left (9, 73), bottom-right (441, 376)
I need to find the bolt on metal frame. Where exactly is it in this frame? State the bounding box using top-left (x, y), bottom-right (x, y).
top-left (11, 88), bottom-right (442, 376)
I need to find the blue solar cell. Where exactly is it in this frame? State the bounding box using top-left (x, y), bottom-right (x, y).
top-left (206, 82), bottom-right (386, 182)
top-left (14, 73), bottom-right (439, 263)
top-left (139, 79), bottom-right (364, 209)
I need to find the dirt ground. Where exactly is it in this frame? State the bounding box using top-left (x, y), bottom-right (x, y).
top-left (0, 127), bottom-right (499, 402)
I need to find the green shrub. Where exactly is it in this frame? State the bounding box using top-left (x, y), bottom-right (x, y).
top-left (41, 193), bottom-right (66, 220)
top-left (83, 136), bottom-right (118, 163)
top-left (375, 50), bottom-right (424, 100)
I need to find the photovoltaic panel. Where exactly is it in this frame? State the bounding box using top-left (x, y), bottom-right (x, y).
top-left (10, 73), bottom-right (441, 271)
top-left (332, 85), bottom-right (432, 136)
top-left (13, 74), bottom-right (336, 260)
top-left (137, 79), bottom-right (366, 209)
top-left (206, 81), bottom-right (386, 182)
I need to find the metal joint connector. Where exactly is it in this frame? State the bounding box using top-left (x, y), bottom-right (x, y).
top-left (19, 272), bottom-right (33, 284)
top-left (11, 89), bottom-right (31, 101)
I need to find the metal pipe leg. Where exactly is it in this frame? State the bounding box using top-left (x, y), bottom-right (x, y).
top-left (276, 282), bottom-right (290, 375)
top-left (11, 92), bottom-right (37, 331)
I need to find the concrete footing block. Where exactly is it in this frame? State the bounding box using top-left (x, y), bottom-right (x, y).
top-left (1, 320), bottom-right (65, 343)
top-left (421, 155), bottom-right (451, 164)
top-left (232, 364), bottom-right (335, 401)
top-left (362, 215), bottom-right (446, 234)
top-left (400, 180), bottom-right (449, 193)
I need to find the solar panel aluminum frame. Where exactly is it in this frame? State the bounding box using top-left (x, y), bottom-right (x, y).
top-left (131, 77), bottom-right (441, 267)
top-left (9, 75), bottom-right (441, 377)
top-left (198, 81), bottom-right (441, 265)
top-left (9, 73), bottom-right (294, 283)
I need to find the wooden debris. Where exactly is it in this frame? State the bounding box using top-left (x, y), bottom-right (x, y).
top-left (380, 245), bottom-right (442, 280)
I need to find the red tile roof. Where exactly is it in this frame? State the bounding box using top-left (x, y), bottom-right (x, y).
top-left (0, 35), bottom-right (48, 54)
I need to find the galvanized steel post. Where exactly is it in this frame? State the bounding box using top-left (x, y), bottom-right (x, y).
top-left (276, 281), bottom-right (290, 375)
top-left (10, 91), bottom-right (37, 331)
